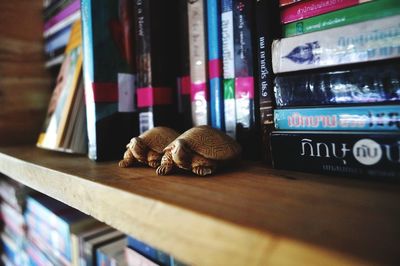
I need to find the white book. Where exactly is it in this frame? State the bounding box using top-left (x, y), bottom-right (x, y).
top-left (272, 15), bottom-right (400, 73)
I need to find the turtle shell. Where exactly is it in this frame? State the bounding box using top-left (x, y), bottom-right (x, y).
top-left (166, 125), bottom-right (241, 160)
top-left (139, 127), bottom-right (179, 153)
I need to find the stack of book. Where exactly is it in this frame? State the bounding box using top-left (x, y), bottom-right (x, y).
top-left (25, 193), bottom-right (102, 265)
top-left (0, 176), bottom-right (31, 266)
top-left (37, 20), bottom-right (87, 154)
top-left (43, 0), bottom-right (81, 71)
top-left (270, 0), bottom-right (400, 178)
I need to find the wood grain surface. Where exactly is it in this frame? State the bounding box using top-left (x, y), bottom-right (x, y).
top-left (0, 146), bottom-right (399, 265)
top-left (0, 0), bottom-right (51, 146)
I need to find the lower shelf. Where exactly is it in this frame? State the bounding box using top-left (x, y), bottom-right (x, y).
top-left (0, 146), bottom-right (399, 265)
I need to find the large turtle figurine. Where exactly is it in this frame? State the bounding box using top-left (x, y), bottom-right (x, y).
top-left (156, 125), bottom-right (241, 176)
top-left (119, 127), bottom-right (180, 168)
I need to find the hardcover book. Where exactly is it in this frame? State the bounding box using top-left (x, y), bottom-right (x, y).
top-left (134, 0), bottom-right (180, 134)
top-left (274, 105), bottom-right (400, 131)
top-left (255, 0), bottom-right (280, 161)
top-left (207, 0), bottom-right (224, 130)
top-left (43, 9), bottom-right (80, 38)
top-left (82, 0), bottom-right (138, 160)
top-left (221, 0), bottom-right (236, 138)
top-left (280, 0), bottom-right (371, 24)
top-left (272, 15), bottom-right (400, 73)
top-left (44, 0), bottom-right (80, 31)
top-left (188, 0), bottom-right (209, 126)
top-left (274, 60), bottom-right (400, 107)
top-left (44, 0), bottom-right (75, 21)
top-left (283, 0), bottom-right (400, 37)
top-left (271, 131), bottom-right (400, 179)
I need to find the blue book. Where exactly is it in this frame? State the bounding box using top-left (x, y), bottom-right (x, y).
top-left (207, 0), bottom-right (224, 130)
top-left (275, 105), bottom-right (400, 131)
top-left (44, 25), bottom-right (72, 54)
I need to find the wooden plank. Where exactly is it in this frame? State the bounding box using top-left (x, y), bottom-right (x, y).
top-left (0, 146), bottom-right (399, 265)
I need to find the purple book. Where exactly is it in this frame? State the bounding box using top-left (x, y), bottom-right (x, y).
top-left (44, 0), bottom-right (80, 31)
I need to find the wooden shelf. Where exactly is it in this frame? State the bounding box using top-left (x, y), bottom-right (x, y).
top-left (0, 146), bottom-right (399, 265)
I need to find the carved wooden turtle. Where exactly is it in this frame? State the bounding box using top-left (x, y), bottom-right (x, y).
top-left (119, 127), bottom-right (180, 168)
top-left (156, 125), bottom-right (241, 176)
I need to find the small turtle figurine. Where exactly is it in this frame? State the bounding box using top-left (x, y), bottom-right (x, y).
top-left (119, 127), bottom-right (180, 168)
top-left (156, 125), bottom-right (241, 176)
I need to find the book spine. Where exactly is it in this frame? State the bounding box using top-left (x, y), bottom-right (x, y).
top-left (280, 0), bottom-right (303, 7)
top-left (188, 0), bottom-right (209, 126)
top-left (255, 0), bottom-right (279, 126)
top-left (44, 0), bottom-right (80, 30)
top-left (177, 0), bottom-right (192, 131)
top-left (207, 0), bottom-right (224, 130)
top-left (233, 0), bottom-right (254, 130)
top-left (271, 131), bottom-right (400, 179)
top-left (272, 15), bottom-right (400, 74)
top-left (43, 10), bottom-right (81, 38)
top-left (274, 105), bottom-right (400, 131)
top-left (274, 60), bottom-right (400, 107)
top-left (135, 0), bottom-right (153, 133)
top-left (284, 0), bottom-right (400, 37)
top-left (281, 0), bottom-right (370, 24)
top-left (44, 25), bottom-right (72, 53)
top-left (221, 0), bottom-right (236, 138)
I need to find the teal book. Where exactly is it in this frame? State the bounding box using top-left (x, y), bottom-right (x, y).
top-left (81, 0), bottom-right (139, 161)
top-left (284, 0), bottom-right (400, 37)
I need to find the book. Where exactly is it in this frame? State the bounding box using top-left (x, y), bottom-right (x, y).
top-left (43, 0), bottom-right (75, 21)
top-left (125, 247), bottom-right (159, 266)
top-left (274, 60), bottom-right (400, 107)
top-left (221, 0), bottom-right (237, 138)
top-left (254, 0), bottom-right (280, 161)
top-left (280, 0), bottom-right (303, 7)
top-left (127, 236), bottom-right (170, 266)
top-left (37, 20), bottom-right (85, 153)
top-left (96, 238), bottom-right (127, 266)
top-left (274, 105), bottom-right (400, 131)
top-left (272, 15), bottom-right (400, 73)
top-left (81, 0), bottom-right (139, 161)
top-left (43, 9), bottom-right (80, 38)
top-left (207, 0), bottom-right (224, 130)
top-left (44, 24), bottom-right (72, 55)
top-left (280, 0), bottom-right (371, 24)
top-left (44, 0), bottom-right (80, 31)
top-left (271, 131), bottom-right (400, 179)
top-left (283, 0), bottom-right (400, 37)
top-left (188, 0), bottom-right (209, 127)
top-left (233, 0), bottom-right (258, 159)
top-left (176, 0), bottom-right (193, 131)
top-left (134, 0), bottom-right (180, 134)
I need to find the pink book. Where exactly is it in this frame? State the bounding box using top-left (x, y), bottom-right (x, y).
top-left (281, 0), bottom-right (371, 24)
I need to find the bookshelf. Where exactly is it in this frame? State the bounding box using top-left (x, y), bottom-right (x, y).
top-left (0, 146), bottom-right (400, 265)
top-left (0, 1), bottom-right (399, 266)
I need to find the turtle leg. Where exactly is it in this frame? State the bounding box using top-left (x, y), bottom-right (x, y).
top-left (118, 149), bottom-right (137, 168)
top-left (191, 154), bottom-right (216, 176)
top-left (147, 150), bottom-right (162, 168)
top-left (156, 151), bottom-right (174, 175)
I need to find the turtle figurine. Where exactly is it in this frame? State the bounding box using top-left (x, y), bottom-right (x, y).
top-left (156, 125), bottom-right (241, 176)
top-left (119, 127), bottom-right (180, 168)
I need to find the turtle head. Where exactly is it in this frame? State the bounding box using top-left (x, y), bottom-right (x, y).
top-left (171, 139), bottom-right (192, 170)
top-left (130, 137), bottom-right (148, 163)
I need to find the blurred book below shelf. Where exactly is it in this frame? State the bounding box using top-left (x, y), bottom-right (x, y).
top-left (37, 20), bottom-right (87, 154)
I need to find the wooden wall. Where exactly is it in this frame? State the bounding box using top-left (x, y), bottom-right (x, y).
top-left (0, 1), bottom-right (51, 146)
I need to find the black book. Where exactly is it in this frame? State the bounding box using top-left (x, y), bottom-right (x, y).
top-left (134, 0), bottom-right (180, 134)
top-left (254, 0), bottom-right (280, 162)
top-left (271, 131), bottom-right (400, 179)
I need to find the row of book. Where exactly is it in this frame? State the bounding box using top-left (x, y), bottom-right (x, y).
top-left (37, 0), bottom-right (400, 179)
top-left (269, 0), bottom-right (400, 178)
top-left (0, 175), bottom-right (186, 266)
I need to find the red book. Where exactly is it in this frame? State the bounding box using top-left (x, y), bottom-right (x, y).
top-left (281, 0), bottom-right (371, 24)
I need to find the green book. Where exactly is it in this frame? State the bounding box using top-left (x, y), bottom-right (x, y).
top-left (284, 0), bottom-right (400, 37)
